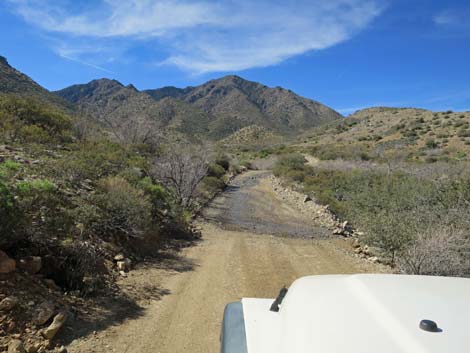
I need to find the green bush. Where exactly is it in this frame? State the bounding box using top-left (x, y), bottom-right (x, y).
top-left (301, 167), bottom-right (470, 269)
top-left (310, 144), bottom-right (373, 161)
top-left (202, 176), bottom-right (226, 193)
top-left (425, 138), bottom-right (438, 149)
top-left (215, 155), bottom-right (230, 171)
top-left (16, 179), bottom-right (56, 194)
top-left (0, 179), bottom-right (19, 247)
top-left (1, 160), bottom-right (21, 172)
top-left (457, 129), bottom-right (470, 138)
top-left (207, 163), bottom-right (226, 179)
top-left (90, 177), bottom-right (153, 243)
top-left (285, 169), bottom-right (307, 182)
top-left (0, 95), bottom-right (72, 143)
top-left (273, 153), bottom-right (307, 176)
top-left (50, 140), bottom-right (128, 184)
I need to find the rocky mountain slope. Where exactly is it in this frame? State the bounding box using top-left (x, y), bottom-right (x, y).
top-left (0, 56), bottom-right (69, 109)
top-left (55, 75), bottom-right (342, 140)
top-left (54, 79), bottom-right (215, 141)
top-left (145, 75), bottom-right (343, 138)
top-left (298, 106), bottom-right (470, 162)
top-left (1, 55), bottom-right (342, 141)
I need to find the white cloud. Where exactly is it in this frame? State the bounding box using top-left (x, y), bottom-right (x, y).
top-left (8, 0), bottom-right (384, 73)
top-left (434, 8), bottom-right (470, 31)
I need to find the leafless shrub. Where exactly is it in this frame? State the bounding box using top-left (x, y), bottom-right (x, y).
top-left (397, 227), bottom-right (470, 277)
top-left (152, 144), bottom-right (210, 209)
top-left (103, 115), bottom-right (160, 146)
top-left (73, 116), bottom-right (90, 142)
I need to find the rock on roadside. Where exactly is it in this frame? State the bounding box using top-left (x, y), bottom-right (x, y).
top-left (0, 250), bottom-right (16, 274)
top-left (0, 296), bottom-right (18, 311)
top-left (42, 312), bottom-right (67, 340)
top-left (33, 302), bottom-right (56, 326)
top-left (8, 339), bottom-right (26, 353)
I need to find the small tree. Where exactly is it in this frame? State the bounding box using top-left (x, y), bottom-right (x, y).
top-left (152, 145), bottom-right (209, 209)
top-left (103, 115), bottom-right (160, 147)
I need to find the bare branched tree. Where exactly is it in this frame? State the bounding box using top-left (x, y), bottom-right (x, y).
top-left (73, 116), bottom-right (90, 142)
top-left (152, 144), bottom-right (210, 208)
top-left (103, 115), bottom-right (160, 146)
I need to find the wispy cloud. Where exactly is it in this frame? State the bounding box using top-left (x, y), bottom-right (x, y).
top-left (7, 0), bottom-right (384, 74)
top-left (58, 54), bottom-right (115, 74)
top-left (434, 8), bottom-right (470, 32)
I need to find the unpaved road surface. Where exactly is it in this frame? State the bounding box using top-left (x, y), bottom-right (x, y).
top-left (202, 171), bottom-right (330, 237)
top-left (68, 171), bottom-right (386, 353)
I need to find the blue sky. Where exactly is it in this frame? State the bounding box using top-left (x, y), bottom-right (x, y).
top-left (1, 0), bottom-right (469, 115)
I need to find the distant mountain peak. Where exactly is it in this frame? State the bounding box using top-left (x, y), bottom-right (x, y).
top-left (89, 78), bottom-right (123, 88)
top-left (0, 56), bottom-right (9, 66)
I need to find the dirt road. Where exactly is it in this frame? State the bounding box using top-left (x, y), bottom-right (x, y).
top-left (68, 171), bottom-right (385, 353)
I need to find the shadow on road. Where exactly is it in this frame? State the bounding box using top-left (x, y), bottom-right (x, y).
top-left (57, 248), bottom-right (197, 346)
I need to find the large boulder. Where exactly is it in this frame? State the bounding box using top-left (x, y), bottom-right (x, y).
top-left (18, 256), bottom-right (42, 275)
top-left (42, 312), bottom-right (67, 340)
top-left (0, 250), bottom-right (16, 274)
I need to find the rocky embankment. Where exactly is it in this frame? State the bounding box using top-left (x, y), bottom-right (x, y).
top-left (0, 247), bottom-right (142, 353)
top-left (0, 251), bottom-right (69, 353)
top-left (268, 175), bottom-right (381, 264)
top-left (268, 175), bottom-right (351, 235)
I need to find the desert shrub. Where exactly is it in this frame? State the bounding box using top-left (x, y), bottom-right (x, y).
top-left (138, 177), bottom-right (168, 203)
top-left (18, 125), bottom-right (51, 143)
top-left (202, 176), bottom-right (226, 193)
top-left (425, 156), bottom-right (438, 163)
top-left (152, 145), bottom-right (210, 209)
top-left (50, 140), bottom-right (128, 184)
top-left (207, 163), bottom-right (226, 178)
top-left (0, 179), bottom-right (19, 247)
top-left (285, 169), bottom-right (307, 182)
top-left (90, 177), bottom-right (153, 244)
top-left (395, 123), bottom-right (406, 131)
top-left (403, 130), bottom-right (418, 138)
top-left (311, 144), bottom-right (373, 162)
top-left (455, 152), bottom-right (467, 161)
top-left (215, 154), bottom-right (230, 171)
top-left (458, 129), bottom-right (470, 138)
top-left (15, 178), bottom-right (72, 240)
top-left (397, 228), bottom-right (470, 276)
top-left (300, 166), bottom-right (470, 269)
top-left (425, 138), bottom-right (438, 148)
top-left (273, 153), bottom-right (307, 178)
top-left (0, 95), bottom-right (72, 143)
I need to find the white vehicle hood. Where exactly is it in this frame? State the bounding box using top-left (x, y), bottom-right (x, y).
top-left (242, 274), bottom-right (470, 353)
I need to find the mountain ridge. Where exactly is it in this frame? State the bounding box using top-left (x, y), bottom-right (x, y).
top-left (1, 55), bottom-right (343, 141)
top-left (55, 74), bottom-right (343, 139)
